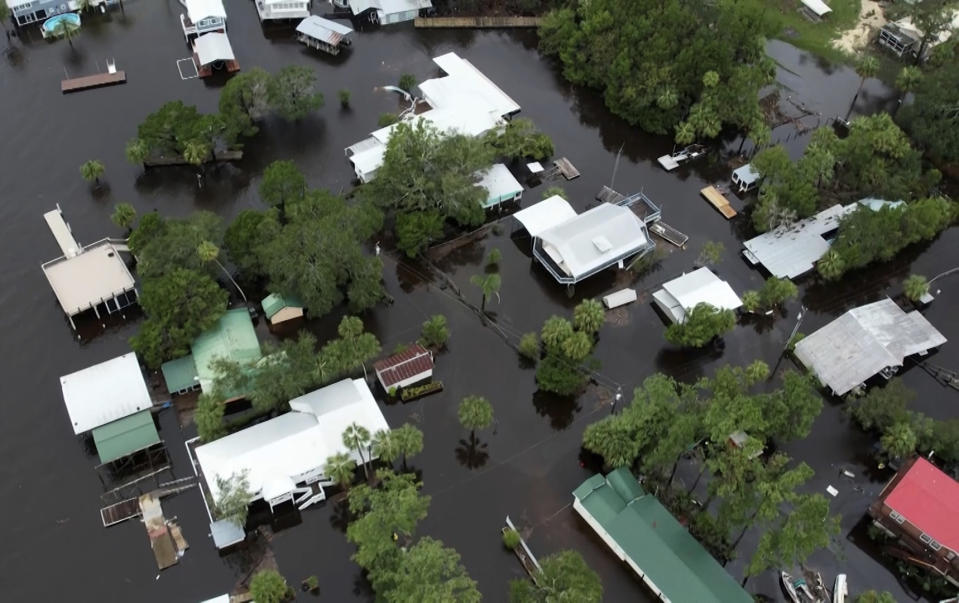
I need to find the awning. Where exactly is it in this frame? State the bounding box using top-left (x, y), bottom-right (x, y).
top-left (92, 410), bottom-right (160, 464)
top-left (801, 0), bottom-right (832, 17)
top-left (513, 196), bottom-right (577, 238)
top-left (194, 32), bottom-right (235, 67)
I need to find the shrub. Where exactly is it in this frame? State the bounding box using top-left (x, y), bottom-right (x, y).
top-left (518, 332), bottom-right (540, 361)
top-left (250, 569), bottom-right (287, 603)
top-left (400, 381), bottom-right (444, 401)
top-left (542, 186), bottom-right (567, 200)
top-left (502, 528), bottom-right (521, 549)
top-left (338, 89), bottom-right (351, 108)
top-left (664, 303), bottom-right (735, 348)
top-left (420, 314), bottom-right (450, 348)
top-left (398, 73), bottom-right (417, 93)
top-left (378, 113), bottom-right (400, 127)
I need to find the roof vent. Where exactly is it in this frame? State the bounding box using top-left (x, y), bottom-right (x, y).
top-left (592, 236), bottom-right (612, 253)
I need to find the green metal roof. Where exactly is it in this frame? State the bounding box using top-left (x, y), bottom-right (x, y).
top-left (260, 292), bottom-right (304, 320)
top-left (161, 354), bottom-right (198, 393)
top-left (92, 410), bottom-right (160, 464)
top-left (574, 468), bottom-right (752, 603)
top-left (192, 308), bottom-right (262, 393)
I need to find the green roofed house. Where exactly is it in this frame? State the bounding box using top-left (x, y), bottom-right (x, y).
top-left (572, 468), bottom-right (752, 603)
top-left (92, 410), bottom-right (161, 464)
top-left (161, 308), bottom-right (262, 399)
top-left (261, 292), bottom-right (305, 326)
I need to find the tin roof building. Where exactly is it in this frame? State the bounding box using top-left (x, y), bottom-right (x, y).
top-left (652, 267), bottom-right (743, 324)
top-left (373, 344), bottom-right (434, 392)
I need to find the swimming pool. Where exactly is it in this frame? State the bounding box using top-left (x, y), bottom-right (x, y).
top-left (41, 12), bottom-right (82, 37)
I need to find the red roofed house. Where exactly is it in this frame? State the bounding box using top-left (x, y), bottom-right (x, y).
top-left (372, 344), bottom-right (434, 393)
top-left (867, 456), bottom-right (959, 585)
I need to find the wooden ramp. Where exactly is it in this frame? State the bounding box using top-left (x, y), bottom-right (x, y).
top-left (414, 16), bottom-right (542, 28)
top-left (100, 497), bottom-right (142, 527)
top-left (61, 71), bottom-right (127, 94)
top-left (554, 157), bottom-right (580, 180)
top-left (700, 186), bottom-right (737, 219)
top-left (649, 221), bottom-right (689, 248)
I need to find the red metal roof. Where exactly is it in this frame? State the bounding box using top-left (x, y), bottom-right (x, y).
top-left (884, 457), bottom-right (959, 552)
top-left (373, 344), bottom-right (434, 389)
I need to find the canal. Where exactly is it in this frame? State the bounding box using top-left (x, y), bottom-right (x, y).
top-left (0, 2), bottom-right (956, 601)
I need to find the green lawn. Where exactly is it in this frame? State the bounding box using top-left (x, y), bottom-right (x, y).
top-left (743, 0), bottom-right (864, 64)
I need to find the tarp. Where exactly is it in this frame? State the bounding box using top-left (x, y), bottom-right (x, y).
top-left (92, 410), bottom-right (160, 464)
top-left (801, 0), bottom-right (832, 17)
top-left (194, 32), bottom-right (235, 67)
top-left (512, 196), bottom-right (577, 238)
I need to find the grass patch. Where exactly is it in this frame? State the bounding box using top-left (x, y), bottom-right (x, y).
top-left (743, 0), bottom-right (863, 64)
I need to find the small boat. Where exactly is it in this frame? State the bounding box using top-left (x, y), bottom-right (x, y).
top-left (833, 573), bottom-right (847, 603)
top-left (782, 571), bottom-right (819, 603)
top-left (657, 144), bottom-right (706, 171)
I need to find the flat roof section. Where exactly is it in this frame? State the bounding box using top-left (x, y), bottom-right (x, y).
top-left (60, 353), bottom-right (152, 434)
top-left (42, 240), bottom-right (137, 317)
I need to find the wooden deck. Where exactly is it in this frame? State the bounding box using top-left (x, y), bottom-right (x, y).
top-left (61, 71), bottom-right (127, 94)
top-left (100, 497), bottom-right (141, 527)
top-left (414, 16), bottom-right (542, 28)
top-left (650, 221), bottom-right (689, 248)
top-left (554, 157), bottom-right (580, 180)
top-left (596, 185), bottom-right (626, 205)
top-left (700, 186), bottom-right (737, 219)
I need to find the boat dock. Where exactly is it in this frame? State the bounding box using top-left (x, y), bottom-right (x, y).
top-left (700, 186), bottom-right (737, 219)
top-left (503, 516), bottom-right (543, 581)
top-left (414, 16), bottom-right (543, 28)
top-left (61, 69), bottom-right (127, 94)
top-left (553, 157), bottom-right (580, 180)
top-left (650, 221), bottom-right (689, 247)
top-left (140, 492), bottom-right (188, 570)
top-left (596, 185), bottom-right (625, 205)
top-left (43, 205), bottom-right (81, 257)
top-left (100, 497), bottom-right (142, 527)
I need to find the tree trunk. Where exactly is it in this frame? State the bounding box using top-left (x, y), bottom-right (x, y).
top-left (355, 446), bottom-right (368, 479)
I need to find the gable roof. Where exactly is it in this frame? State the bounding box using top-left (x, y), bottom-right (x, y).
top-left (92, 410), bottom-right (161, 464)
top-left (60, 353), bottom-right (152, 434)
top-left (185, 0), bottom-right (226, 21)
top-left (513, 196), bottom-right (577, 237)
top-left (192, 309), bottom-right (262, 393)
top-left (884, 457), bottom-right (959, 552)
top-left (161, 354), bottom-right (198, 393)
top-left (261, 292), bottom-right (305, 320)
top-left (794, 298), bottom-right (947, 395)
top-left (573, 468), bottom-right (752, 603)
top-left (654, 267), bottom-right (743, 323)
top-left (373, 344), bottom-right (434, 388)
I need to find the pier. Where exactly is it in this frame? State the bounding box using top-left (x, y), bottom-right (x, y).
top-left (61, 70), bottom-right (127, 94)
top-left (414, 16), bottom-right (542, 28)
top-left (700, 186), bottom-right (737, 219)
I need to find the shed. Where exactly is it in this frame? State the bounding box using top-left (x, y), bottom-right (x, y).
top-left (652, 267), bottom-right (743, 324)
top-left (602, 289), bottom-right (637, 309)
top-left (573, 469), bottom-right (752, 603)
top-left (92, 410), bottom-right (161, 464)
top-left (801, 0), bottom-right (832, 18)
top-left (794, 298), bottom-right (947, 396)
top-left (373, 344), bottom-right (434, 391)
top-left (295, 16), bottom-right (353, 55)
top-left (161, 355), bottom-right (199, 396)
top-left (512, 195), bottom-right (577, 237)
top-left (193, 32), bottom-right (235, 67)
top-left (60, 353), bottom-right (152, 435)
top-left (261, 293), bottom-right (305, 325)
top-left (731, 163), bottom-right (761, 193)
top-left (741, 204), bottom-right (857, 279)
top-left (477, 164), bottom-right (523, 208)
top-left (191, 309), bottom-right (263, 394)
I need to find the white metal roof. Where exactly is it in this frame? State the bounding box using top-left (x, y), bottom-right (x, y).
top-left (194, 32), bottom-right (235, 66)
top-left (538, 203), bottom-right (650, 280)
top-left (60, 353), bottom-right (152, 434)
top-left (43, 206), bottom-right (81, 258)
top-left (185, 0), bottom-right (226, 21)
top-left (477, 163), bottom-right (522, 204)
top-left (296, 15), bottom-right (353, 42)
top-left (794, 298), bottom-right (947, 396)
top-left (431, 52), bottom-right (520, 116)
top-left (801, 0), bottom-right (832, 17)
top-left (42, 240), bottom-right (137, 317)
top-left (653, 267), bottom-right (742, 323)
top-left (513, 196), bottom-right (577, 237)
top-left (731, 163), bottom-right (761, 185)
top-left (348, 0), bottom-right (432, 16)
top-left (742, 204), bottom-right (857, 279)
top-left (196, 379), bottom-right (388, 502)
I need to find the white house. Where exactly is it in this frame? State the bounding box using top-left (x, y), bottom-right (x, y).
top-left (652, 267), bottom-right (743, 324)
top-left (345, 52), bottom-right (520, 183)
top-left (477, 163), bottom-right (523, 209)
top-left (514, 197), bottom-right (654, 285)
top-left (194, 378), bottom-right (389, 543)
top-left (180, 0), bottom-right (227, 39)
top-left (334, 0), bottom-right (432, 26)
top-left (254, 0), bottom-right (310, 22)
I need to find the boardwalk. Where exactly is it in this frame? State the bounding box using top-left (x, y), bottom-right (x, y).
top-left (100, 497), bottom-right (141, 527)
top-left (414, 16), bottom-right (542, 28)
top-left (61, 71), bottom-right (127, 94)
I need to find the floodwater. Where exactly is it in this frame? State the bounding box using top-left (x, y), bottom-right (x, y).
top-left (1, 3), bottom-right (956, 602)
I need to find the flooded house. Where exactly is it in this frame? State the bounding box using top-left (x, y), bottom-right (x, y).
top-left (513, 196), bottom-right (654, 285)
top-left (192, 378), bottom-right (389, 548)
top-left (295, 16), bottom-right (354, 56)
top-left (40, 206), bottom-right (138, 330)
top-left (652, 267), bottom-right (743, 324)
top-left (345, 52), bottom-right (520, 183)
top-left (372, 344), bottom-right (434, 393)
top-left (5, 0), bottom-right (116, 26)
top-left (333, 0), bottom-right (432, 26)
top-left (180, 0), bottom-right (227, 40)
top-left (261, 292), bottom-right (305, 326)
top-left (477, 163), bottom-right (523, 209)
top-left (573, 469), bottom-right (752, 603)
top-left (868, 457), bottom-right (959, 586)
top-left (794, 298), bottom-right (947, 396)
top-left (731, 163), bottom-right (762, 194)
top-left (254, 0), bottom-right (310, 22)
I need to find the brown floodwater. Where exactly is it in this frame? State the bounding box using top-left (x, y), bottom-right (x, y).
top-left (1, 3), bottom-right (956, 602)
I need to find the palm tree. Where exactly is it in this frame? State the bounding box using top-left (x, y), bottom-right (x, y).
top-left (392, 423), bottom-right (423, 470)
top-left (817, 250), bottom-right (845, 281)
top-left (50, 17), bottom-right (79, 48)
top-left (184, 140), bottom-right (211, 167)
top-left (458, 396), bottom-right (494, 437)
top-left (342, 422), bottom-right (372, 479)
top-left (894, 66), bottom-right (922, 115)
top-left (324, 452), bottom-right (356, 492)
top-left (903, 274), bottom-right (929, 302)
top-left (197, 241), bottom-right (247, 302)
top-left (850, 55), bottom-right (879, 115)
top-left (674, 121), bottom-right (696, 146)
top-left (470, 273), bottom-right (501, 313)
top-left (125, 138), bottom-right (149, 166)
top-left (80, 159), bottom-right (105, 185)
top-left (371, 429), bottom-right (400, 468)
top-left (573, 299), bottom-right (605, 335)
top-left (111, 203), bottom-right (137, 231)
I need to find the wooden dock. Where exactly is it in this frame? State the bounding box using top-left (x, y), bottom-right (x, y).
top-left (554, 157), bottom-right (580, 180)
top-left (414, 16), bottom-right (542, 28)
top-left (143, 149), bottom-right (243, 167)
top-left (100, 497), bottom-right (142, 527)
top-left (650, 221), bottom-right (689, 248)
top-left (140, 492), bottom-right (187, 570)
top-left (700, 186), bottom-right (737, 219)
top-left (61, 71), bottom-right (127, 94)
top-left (596, 185), bottom-right (626, 205)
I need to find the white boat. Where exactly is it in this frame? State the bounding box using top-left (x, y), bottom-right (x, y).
top-left (833, 574), bottom-right (847, 603)
top-left (782, 571), bottom-right (802, 603)
top-left (657, 144), bottom-right (706, 171)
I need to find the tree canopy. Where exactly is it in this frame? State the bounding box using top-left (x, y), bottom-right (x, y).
top-left (898, 42), bottom-right (959, 163)
top-left (510, 550), bottom-right (602, 603)
top-left (664, 303), bottom-right (735, 347)
top-left (267, 65), bottom-right (324, 121)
